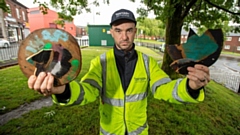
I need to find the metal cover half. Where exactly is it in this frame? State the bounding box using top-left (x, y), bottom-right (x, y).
top-left (18, 28), bottom-right (82, 86)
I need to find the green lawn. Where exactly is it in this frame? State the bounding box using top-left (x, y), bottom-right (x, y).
top-left (0, 46), bottom-right (239, 135)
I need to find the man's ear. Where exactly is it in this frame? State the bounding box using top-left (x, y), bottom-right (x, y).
top-left (135, 28), bottom-right (138, 34)
top-left (110, 28), bottom-right (114, 37)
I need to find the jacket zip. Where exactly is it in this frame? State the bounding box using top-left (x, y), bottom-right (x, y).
top-left (124, 93), bottom-right (127, 134)
top-left (124, 56), bottom-right (128, 134)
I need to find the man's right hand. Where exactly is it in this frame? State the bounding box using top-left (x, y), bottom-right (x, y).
top-left (28, 72), bottom-right (66, 96)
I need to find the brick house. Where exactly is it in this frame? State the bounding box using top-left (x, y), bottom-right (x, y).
top-left (2, 0), bottom-right (29, 42)
top-left (28, 7), bottom-right (76, 36)
top-left (224, 32), bottom-right (240, 53)
top-left (76, 26), bottom-right (87, 37)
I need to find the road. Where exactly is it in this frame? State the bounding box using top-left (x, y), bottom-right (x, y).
top-left (212, 55), bottom-right (240, 73)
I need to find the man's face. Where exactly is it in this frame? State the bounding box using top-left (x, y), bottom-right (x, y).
top-left (110, 21), bottom-right (137, 51)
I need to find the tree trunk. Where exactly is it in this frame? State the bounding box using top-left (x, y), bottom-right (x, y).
top-left (161, 2), bottom-right (184, 79)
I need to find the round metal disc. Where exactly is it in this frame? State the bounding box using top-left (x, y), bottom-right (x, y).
top-left (18, 28), bottom-right (82, 86)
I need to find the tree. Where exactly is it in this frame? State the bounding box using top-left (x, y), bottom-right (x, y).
top-left (134, 0), bottom-right (240, 78)
top-left (137, 18), bottom-right (165, 39)
top-left (0, 0), bottom-right (9, 12)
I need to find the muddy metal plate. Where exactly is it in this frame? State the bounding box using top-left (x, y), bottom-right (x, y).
top-left (18, 28), bottom-right (82, 86)
top-left (166, 29), bottom-right (223, 75)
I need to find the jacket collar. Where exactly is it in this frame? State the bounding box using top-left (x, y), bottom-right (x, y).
top-left (114, 43), bottom-right (136, 59)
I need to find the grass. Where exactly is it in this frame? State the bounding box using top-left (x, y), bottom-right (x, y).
top-left (0, 46), bottom-right (240, 135)
top-left (221, 51), bottom-right (240, 56)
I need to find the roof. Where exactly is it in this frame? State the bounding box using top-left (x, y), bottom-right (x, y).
top-left (14, 0), bottom-right (28, 9)
top-left (226, 32), bottom-right (240, 36)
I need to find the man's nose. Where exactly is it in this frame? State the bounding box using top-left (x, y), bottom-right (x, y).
top-left (121, 32), bottom-right (128, 40)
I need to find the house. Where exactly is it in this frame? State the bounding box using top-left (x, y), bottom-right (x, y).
top-left (76, 26), bottom-right (87, 37)
top-left (28, 7), bottom-right (76, 36)
top-left (224, 32), bottom-right (240, 53)
top-left (1, 0), bottom-right (29, 42)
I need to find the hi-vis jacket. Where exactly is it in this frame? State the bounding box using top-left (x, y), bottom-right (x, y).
top-left (52, 49), bottom-right (205, 135)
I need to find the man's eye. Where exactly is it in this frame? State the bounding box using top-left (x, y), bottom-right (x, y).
top-left (127, 29), bottom-right (133, 33)
top-left (115, 30), bottom-right (121, 33)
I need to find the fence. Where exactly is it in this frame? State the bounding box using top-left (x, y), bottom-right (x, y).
top-left (210, 66), bottom-right (240, 93)
top-left (0, 43), bottom-right (19, 61)
top-left (75, 39), bottom-right (89, 47)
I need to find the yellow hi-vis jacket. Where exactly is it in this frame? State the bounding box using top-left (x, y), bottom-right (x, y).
top-left (52, 49), bottom-right (205, 135)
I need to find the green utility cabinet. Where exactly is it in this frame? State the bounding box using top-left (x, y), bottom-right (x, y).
top-left (88, 25), bottom-right (114, 46)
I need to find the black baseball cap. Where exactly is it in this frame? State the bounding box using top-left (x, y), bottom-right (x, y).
top-left (110, 9), bottom-right (136, 26)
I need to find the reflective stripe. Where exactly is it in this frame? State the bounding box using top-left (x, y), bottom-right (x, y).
top-left (128, 122), bottom-right (147, 135)
top-left (83, 79), bottom-right (102, 91)
top-left (102, 92), bottom-right (147, 106)
top-left (172, 78), bottom-right (185, 103)
top-left (100, 126), bottom-right (116, 135)
top-left (73, 82), bottom-right (85, 105)
top-left (126, 92), bottom-right (147, 102)
top-left (102, 96), bottom-right (124, 107)
top-left (142, 54), bottom-right (149, 79)
top-left (100, 53), bottom-right (106, 97)
top-left (152, 77), bottom-right (172, 94)
top-left (100, 122), bottom-right (147, 135)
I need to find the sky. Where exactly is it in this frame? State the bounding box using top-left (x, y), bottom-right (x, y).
top-left (17, 0), bottom-right (154, 26)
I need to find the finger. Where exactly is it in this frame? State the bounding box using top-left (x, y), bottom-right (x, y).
top-left (40, 73), bottom-right (50, 94)
top-left (33, 72), bottom-right (47, 90)
top-left (188, 65), bottom-right (210, 80)
top-left (28, 75), bottom-right (37, 89)
top-left (194, 64), bottom-right (209, 74)
top-left (47, 73), bottom-right (54, 91)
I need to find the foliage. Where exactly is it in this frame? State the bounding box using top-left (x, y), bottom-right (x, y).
top-left (0, 0), bottom-right (9, 12)
top-left (137, 18), bottom-right (165, 39)
top-left (136, 0), bottom-right (240, 33)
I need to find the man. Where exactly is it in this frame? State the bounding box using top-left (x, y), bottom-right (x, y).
top-left (28, 9), bottom-right (210, 135)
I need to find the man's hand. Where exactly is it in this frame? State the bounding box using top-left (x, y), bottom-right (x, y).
top-left (187, 64), bottom-right (210, 90)
top-left (28, 72), bottom-right (66, 96)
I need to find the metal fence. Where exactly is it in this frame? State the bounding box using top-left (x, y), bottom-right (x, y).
top-left (75, 39), bottom-right (89, 47)
top-left (0, 43), bottom-right (19, 61)
top-left (210, 66), bottom-right (240, 93)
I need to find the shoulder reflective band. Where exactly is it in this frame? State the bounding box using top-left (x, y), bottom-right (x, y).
top-left (100, 53), bottom-right (107, 98)
top-left (142, 53), bottom-right (149, 79)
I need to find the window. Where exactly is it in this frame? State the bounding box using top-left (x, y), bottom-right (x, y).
top-left (237, 46), bottom-right (240, 51)
top-left (238, 37), bottom-right (240, 41)
top-left (22, 11), bottom-right (25, 20)
top-left (16, 8), bottom-right (20, 19)
top-left (224, 45), bottom-right (230, 50)
top-left (226, 37), bottom-right (232, 41)
top-left (7, 4), bottom-right (11, 16)
top-left (30, 10), bottom-right (40, 14)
